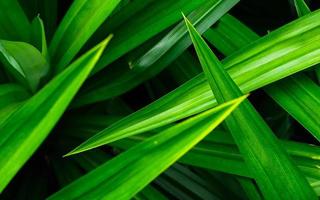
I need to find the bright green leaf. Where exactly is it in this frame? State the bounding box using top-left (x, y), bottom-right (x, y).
top-left (204, 13), bottom-right (320, 141)
top-left (0, 35), bottom-right (112, 192)
top-left (184, 15), bottom-right (316, 199)
top-left (50, 95), bottom-right (246, 199)
top-left (73, 0), bottom-right (238, 108)
top-left (68, 9), bottom-right (320, 155)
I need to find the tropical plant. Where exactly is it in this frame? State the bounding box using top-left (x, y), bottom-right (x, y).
top-left (0, 0), bottom-right (319, 199)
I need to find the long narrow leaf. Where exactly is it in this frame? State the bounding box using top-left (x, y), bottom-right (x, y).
top-left (184, 15), bottom-right (316, 199)
top-left (205, 13), bottom-right (320, 141)
top-left (0, 35), bottom-right (112, 192)
top-left (49, 0), bottom-right (121, 72)
top-left (68, 9), bottom-right (320, 155)
top-left (294, 0), bottom-right (311, 17)
top-left (0, 0), bottom-right (31, 41)
top-left (73, 0), bottom-right (238, 107)
top-left (50, 95), bottom-right (245, 199)
top-left (92, 0), bottom-right (216, 74)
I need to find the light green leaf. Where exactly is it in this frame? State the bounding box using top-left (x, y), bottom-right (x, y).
top-left (0, 40), bottom-right (49, 92)
top-left (49, 0), bottom-right (121, 73)
top-left (62, 113), bottom-right (320, 182)
top-left (68, 9), bottom-right (320, 155)
top-left (204, 13), bottom-right (320, 141)
top-left (0, 35), bottom-right (112, 192)
top-left (184, 15), bottom-right (316, 199)
top-left (0, 0), bottom-right (31, 41)
top-left (73, 0), bottom-right (238, 107)
top-left (50, 95), bottom-right (245, 199)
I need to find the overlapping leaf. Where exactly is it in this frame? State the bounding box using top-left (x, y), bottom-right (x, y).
top-left (68, 9), bottom-right (320, 155)
top-left (0, 0), bottom-right (31, 41)
top-left (203, 14), bottom-right (320, 141)
top-left (0, 40), bottom-right (49, 92)
top-left (73, 0), bottom-right (238, 107)
top-left (92, 0), bottom-right (217, 74)
top-left (0, 35), bottom-right (111, 192)
top-left (65, 114), bottom-right (320, 184)
top-left (49, 0), bottom-right (121, 72)
top-left (184, 15), bottom-right (316, 199)
top-left (50, 96), bottom-right (245, 199)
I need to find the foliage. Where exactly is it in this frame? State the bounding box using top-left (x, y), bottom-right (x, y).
top-left (0, 0), bottom-right (319, 199)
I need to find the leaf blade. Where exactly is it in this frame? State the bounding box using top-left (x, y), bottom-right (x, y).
top-left (68, 9), bottom-right (320, 155)
top-left (184, 15), bottom-right (316, 199)
top-left (50, 96), bottom-right (246, 199)
top-left (0, 35), bottom-right (112, 192)
top-left (49, 0), bottom-right (121, 72)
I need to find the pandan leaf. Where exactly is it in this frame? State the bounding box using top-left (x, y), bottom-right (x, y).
top-left (184, 15), bottom-right (316, 199)
top-left (0, 35), bottom-right (112, 192)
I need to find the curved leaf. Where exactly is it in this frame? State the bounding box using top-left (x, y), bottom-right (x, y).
top-left (0, 40), bottom-right (49, 92)
top-left (0, 35), bottom-right (112, 192)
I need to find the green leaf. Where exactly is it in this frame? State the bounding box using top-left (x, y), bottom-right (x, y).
top-left (0, 40), bottom-right (49, 92)
top-left (0, 35), bottom-right (112, 192)
top-left (73, 0), bottom-right (238, 107)
top-left (86, 0), bottom-right (156, 47)
top-left (0, 0), bottom-right (31, 41)
top-left (203, 14), bottom-right (259, 55)
top-left (68, 9), bottom-right (320, 154)
top-left (184, 15), bottom-right (316, 199)
top-left (144, 165), bottom-right (219, 200)
top-left (130, 0), bottom-right (238, 69)
top-left (265, 74), bottom-right (320, 140)
top-left (18, 0), bottom-right (58, 40)
top-left (49, 0), bottom-right (121, 73)
top-left (0, 84), bottom-right (30, 108)
top-left (62, 113), bottom-right (320, 181)
top-left (134, 185), bottom-right (168, 200)
top-left (92, 0), bottom-right (217, 74)
top-left (112, 129), bottom-right (320, 181)
top-left (294, 0), bottom-right (311, 17)
top-left (31, 16), bottom-right (49, 61)
top-left (49, 95), bottom-right (246, 199)
top-left (236, 178), bottom-right (262, 200)
top-left (204, 14), bottom-right (320, 141)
